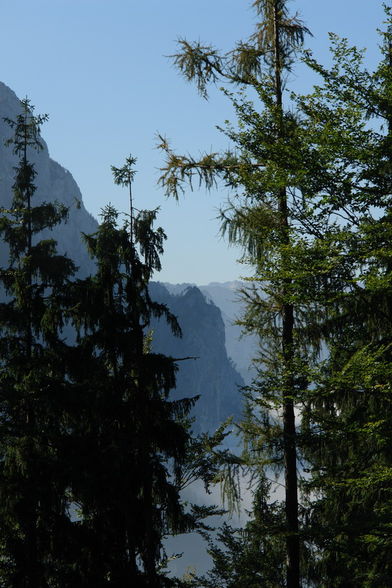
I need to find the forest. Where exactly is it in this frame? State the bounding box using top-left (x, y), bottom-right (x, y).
top-left (0, 0), bottom-right (391, 586)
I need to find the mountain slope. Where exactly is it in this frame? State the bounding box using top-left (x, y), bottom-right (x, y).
top-left (150, 283), bottom-right (244, 433)
top-left (0, 81), bottom-right (97, 276)
top-left (0, 80), bottom-right (246, 434)
top-left (164, 281), bottom-right (257, 385)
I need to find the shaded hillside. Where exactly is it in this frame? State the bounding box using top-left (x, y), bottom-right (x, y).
top-left (164, 281), bottom-right (258, 385)
top-left (150, 282), bottom-right (244, 433)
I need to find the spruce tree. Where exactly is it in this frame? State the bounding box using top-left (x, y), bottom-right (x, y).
top-left (0, 99), bottom-right (77, 586)
top-left (295, 10), bottom-right (392, 585)
top-left (64, 157), bottom-right (195, 586)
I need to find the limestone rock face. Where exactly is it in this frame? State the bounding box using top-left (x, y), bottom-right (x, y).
top-left (0, 81), bottom-right (97, 276)
top-left (0, 80), bottom-right (247, 434)
top-left (149, 282), bottom-right (244, 433)
top-left (164, 281), bottom-right (258, 385)
top-left (199, 281), bottom-right (258, 385)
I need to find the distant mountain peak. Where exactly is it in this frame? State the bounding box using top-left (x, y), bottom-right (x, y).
top-left (0, 81), bottom-right (255, 433)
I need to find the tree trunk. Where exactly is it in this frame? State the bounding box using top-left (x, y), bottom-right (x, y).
top-left (274, 1), bottom-right (300, 583)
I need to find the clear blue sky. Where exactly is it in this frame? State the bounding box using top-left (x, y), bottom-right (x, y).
top-left (0, 0), bottom-right (386, 284)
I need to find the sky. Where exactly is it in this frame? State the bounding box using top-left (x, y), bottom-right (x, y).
top-left (0, 0), bottom-right (387, 284)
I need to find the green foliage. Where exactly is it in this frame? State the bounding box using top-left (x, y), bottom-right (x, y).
top-left (195, 477), bottom-right (288, 587)
top-left (0, 99), bottom-right (78, 586)
top-left (61, 159), bottom-right (220, 586)
top-left (0, 107), bottom-right (220, 585)
top-left (159, 2), bottom-right (316, 586)
top-left (296, 10), bottom-right (392, 586)
top-left (159, 1), bottom-right (392, 586)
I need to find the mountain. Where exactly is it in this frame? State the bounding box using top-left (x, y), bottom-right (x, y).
top-left (0, 80), bottom-right (247, 434)
top-left (0, 80), bottom-right (253, 577)
top-left (0, 81), bottom-right (97, 277)
top-left (150, 282), bottom-right (244, 433)
top-left (165, 281), bottom-right (258, 385)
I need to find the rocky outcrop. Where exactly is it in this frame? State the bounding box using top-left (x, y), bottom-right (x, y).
top-left (0, 80), bottom-right (246, 434)
top-left (0, 81), bottom-right (97, 276)
top-left (164, 281), bottom-right (258, 385)
top-left (150, 282), bottom-right (244, 433)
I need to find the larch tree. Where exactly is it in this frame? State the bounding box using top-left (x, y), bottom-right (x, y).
top-left (156, 1), bottom-right (333, 586)
top-left (188, 8), bottom-right (392, 581)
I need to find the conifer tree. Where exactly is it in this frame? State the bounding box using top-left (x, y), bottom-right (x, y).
top-left (194, 473), bottom-right (286, 588)
top-left (154, 2), bottom-right (392, 584)
top-left (65, 157), bottom-right (196, 586)
top-left (158, 2), bottom-right (316, 585)
top-left (295, 10), bottom-right (392, 585)
top-left (0, 99), bottom-right (77, 586)
top-left (160, 3), bottom-right (392, 584)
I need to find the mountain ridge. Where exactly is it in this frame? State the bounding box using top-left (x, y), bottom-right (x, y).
top-left (0, 80), bottom-right (250, 434)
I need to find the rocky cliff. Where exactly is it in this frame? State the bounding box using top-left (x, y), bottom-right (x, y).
top-left (150, 282), bottom-right (244, 433)
top-left (0, 80), bottom-right (246, 435)
top-left (165, 281), bottom-right (258, 385)
top-left (0, 81), bottom-right (97, 277)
